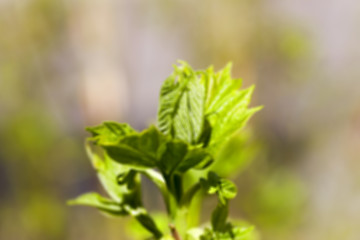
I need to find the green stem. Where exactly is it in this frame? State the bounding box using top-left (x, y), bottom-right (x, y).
top-left (166, 176), bottom-right (177, 220)
top-left (165, 174), bottom-right (184, 220)
top-left (166, 173), bottom-right (192, 239)
top-left (180, 182), bottom-right (201, 207)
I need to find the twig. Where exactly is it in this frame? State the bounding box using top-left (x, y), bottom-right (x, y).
top-left (169, 224), bottom-right (182, 240)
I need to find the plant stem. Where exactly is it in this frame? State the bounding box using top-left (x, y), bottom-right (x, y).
top-left (169, 224), bottom-right (182, 240)
top-left (164, 174), bottom-right (182, 219)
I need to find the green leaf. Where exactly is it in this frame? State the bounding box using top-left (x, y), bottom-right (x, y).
top-left (86, 121), bottom-right (136, 145)
top-left (102, 126), bottom-right (164, 169)
top-left (201, 63), bottom-right (236, 109)
top-left (93, 125), bottom-right (213, 175)
top-left (230, 226), bottom-right (255, 240)
top-left (86, 143), bottom-right (130, 202)
top-left (75, 147), bottom-right (163, 238)
top-left (85, 142), bottom-right (144, 214)
top-left (157, 61), bottom-right (261, 168)
top-left (135, 213), bottom-right (163, 239)
top-left (211, 203), bottom-right (229, 232)
top-left (200, 225), bottom-right (255, 240)
top-left (197, 118), bottom-right (212, 148)
top-left (217, 178), bottom-right (237, 204)
top-left (122, 206), bottom-right (163, 238)
top-left (157, 74), bottom-right (186, 136)
top-left (126, 212), bottom-right (170, 240)
top-left (199, 64), bottom-right (262, 153)
top-left (200, 172), bottom-right (237, 205)
top-left (117, 169), bottom-right (138, 190)
top-left (206, 71), bottom-right (242, 114)
top-left (159, 140), bottom-right (213, 175)
top-left (158, 140), bottom-right (188, 174)
top-left (105, 144), bottom-right (157, 168)
top-left (121, 125), bottom-right (166, 160)
top-left (67, 192), bottom-right (126, 216)
top-left (157, 61), bottom-right (205, 144)
top-left (177, 146), bottom-right (213, 172)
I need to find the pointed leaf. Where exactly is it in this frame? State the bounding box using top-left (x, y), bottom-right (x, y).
top-left (68, 192), bottom-right (126, 215)
top-left (194, 63), bottom-right (262, 153)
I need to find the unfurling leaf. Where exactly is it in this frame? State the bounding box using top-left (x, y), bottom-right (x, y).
top-left (157, 61), bottom-right (205, 144)
top-left (201, 65), bottom-right (262, 153)
top-left (200, 171), bottom-right (237, 205)
top-left (158, 61), bottom-right (261, 156)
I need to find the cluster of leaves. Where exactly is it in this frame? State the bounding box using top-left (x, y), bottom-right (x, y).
top-left (69, 61), bottom-right (261, 240)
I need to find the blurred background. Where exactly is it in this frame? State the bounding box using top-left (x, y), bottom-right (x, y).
top-left (0, 0), bottom-right (359, 239)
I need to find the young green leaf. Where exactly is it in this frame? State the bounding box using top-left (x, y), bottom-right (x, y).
top-left (159, 140), bottom-right (213, 175)
top-left (158, 61), bottom-right (261, 155)
top-left (75, 145), bottom-right (163, 238)
top-left (86, 121), bottom-right (136, 145)
top-left (157, 61), bottom-right (205, 144)
top-left (201, 64), bottom-right (262, 153)
top-left (176, 146), bottom-right (213, 172)
top-left (200, 171), bottom-right (237, 205)
top-left (204, 63), bottom-right (242, 114)
top-left (211, 203), bottom-right (229, 232)
top-left (101, 126), bottom-right (164, 169)
top-left (230, 226), bottom-right (256, 240)
top-left (125, 208), bottom-right (163, 239)
top-left (200, 225), bottom-right (255, 240)
top-left (86, 143), bottom-right (131, 203)
top-left (95, 125), bottom-right (213, 175)
top-left (67, 192), bottom-right (127, 216)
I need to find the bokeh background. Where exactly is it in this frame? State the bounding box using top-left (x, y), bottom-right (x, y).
top-left (0, 0), bottom-right (360, 239)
